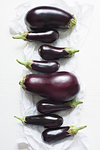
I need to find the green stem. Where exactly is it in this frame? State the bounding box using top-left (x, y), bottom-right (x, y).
top-left (14, 116), bottom-right (25, 124)
top-left (16, 59), bottom-right (26, 66)
top-left (19, 76), bottom-right (26, 89)
top-left (16, 59), bottom-right (33, 68)
top-left (12, 32), bottom-right (27, 40)
top-left (68, 16), bottom-right (77, 29)
top-left (68, 125), bottom-right (87, 135)
top-left (67, 100), bottom-right (83, 108)
top-left (65, 47), bottom-right (79, 57)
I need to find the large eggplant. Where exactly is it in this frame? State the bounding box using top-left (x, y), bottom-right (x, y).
top-left (19, 72), bottom-right (80, 102)
top-left (37, 99), bottom-right (83, 114)
top-left (39, 45), bottom-right (79, 60)
top-left (14, 114), bottom-right (63, 128)
top-left (16, 59), bottom-right (59, 73)
top-left (25, 6), bottom-right (76, 31)
top-left (13, 30), bottom-right (59, 43)
top-left (42, 125), bottom-right (87, 143)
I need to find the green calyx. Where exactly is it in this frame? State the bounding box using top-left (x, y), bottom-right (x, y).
top-left (65, 47), bottom-right (79, 57)
top-left (14, 116), bottom-right (26, 124)
top-left (12, 32), bottom-right (28, 40)
top-left (68, 125), bottom-right (87, 135)
top-left (19, 76), bottom-right (26, 89)
top-left (68, 16), bottom-right (77, 29)
top-left (67, 100), bottom-right (83, 108)
top-left (16, 59), bottom-right (33, 69)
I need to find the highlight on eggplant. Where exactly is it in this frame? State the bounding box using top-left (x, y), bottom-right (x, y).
top-left (12, 30), bottom-right (59, 43)
top-left (38, 45), bottom-right (79, 60)
top-left (16, 59), bottom-right (60, 73)
top-left (42, 125), bottom-right (87, 143)
top-left (37, 99), bottom-right (83, 114)
top-left (25, 6), bottom-right (77, 31)
top-left (19, 72), bottom-right (80, 102)
top-left (14, 114), bottom-right (63, 128)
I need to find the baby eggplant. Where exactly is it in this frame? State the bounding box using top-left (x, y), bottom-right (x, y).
top-left (19, 72), bottom-right (80, 102)
top-left (39, 45), bottom-right (79, 60)
top-left (16, 59), bottom-right (59, 73)
top-left (37, 99), bottom-right (83, 114)
top-left (25, 6), bottom-right (76, 31)
top-left (14, 114), bottom-right (63, 128)
top-left (42, 125), bottom-right (87, 143)
top-left (13, 30), bottom-right (59, 43)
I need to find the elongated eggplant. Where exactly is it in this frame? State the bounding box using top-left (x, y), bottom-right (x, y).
top-left (42, 125), bottom-right (87, 143)
top-left (19, 72), bottom-right (80, 102)
top-left (37, 99), bottom-right (83, 114)
top-left (25, 6), bottom-right (76, 31)
top-left (13, 30), bottom-right (59, 43)
top-left (16, 59), bottom-right (59, 73)
top-left (39, 45), bottom-right (79, 60)
top-left (14, 114), bottom-right (63, 128)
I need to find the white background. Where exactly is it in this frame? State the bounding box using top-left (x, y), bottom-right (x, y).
top-left (0, 0), bottom-right (99, 150)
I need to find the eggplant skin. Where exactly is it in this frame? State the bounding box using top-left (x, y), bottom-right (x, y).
top-left (37, 99), bottom-right (70, 114)
top-left (23, 72), bottom-right (80, 102)
top-left (25, 6), bottom-right (73, 31)
top-left (42, 126), bottom-right (70, 143)
top-left (31, 60), bottom-right (60, 73)
top-left (25, 114), bottom-right (63, 128)
top-left (26, 30), bottom-right (59, 43)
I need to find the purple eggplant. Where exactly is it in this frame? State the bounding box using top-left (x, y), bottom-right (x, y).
top-left (14, 114), bottom-right (63, 128)
top-left (42, 125), bottom-right (87, 143)
top-left (19, 72), bottom-right (80, 102)
top-left (25, 6), bottom-right (76, 31)
top-left (39, 45), bottom-right (79, 60)
top-left (37, 99), bottom-right (83, 114)
top-left (13, 30), bottom-right (59, 43)
top-left (16, 59), bottom-right (59, 73)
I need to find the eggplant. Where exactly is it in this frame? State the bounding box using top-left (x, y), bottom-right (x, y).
top-left (16, 59), bottom-right (59, 73)
top-left (37, 99), bottom-right (83, 114)
top-left (38, 45), bottom-right (79, 60)
top-left (19, 72), bottom-right (80, 102)
top-left (42, 125), bottom-right (87, 143)
top-left (13, 30), bottom-right (59, 43)
top-left (14, 114), bottom-right (63, 128)
top-left (25, 6), bottom-right (76, 31)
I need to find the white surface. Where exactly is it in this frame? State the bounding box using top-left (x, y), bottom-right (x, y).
top-left (0, 0), bottom-right (100, 150)
top-left (9, 0), bottom-right (93, 150)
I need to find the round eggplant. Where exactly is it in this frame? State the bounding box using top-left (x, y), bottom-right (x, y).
top-left (25, 6), bottom-right (76, 31)
top-left (38, 45), bottom-right (79, 60)
top-left (13, 30), bottom-right (59, 43)
top-left (42, 125), bottom-right (87, 143)
top-left (19, 72), bottom-right (80, 102)
top-left (37, 99), bottom-right (83, 114)
top-left (14, 114), bottom-right (63, 128)
top-left (16, 59), bottom-right (60, 73)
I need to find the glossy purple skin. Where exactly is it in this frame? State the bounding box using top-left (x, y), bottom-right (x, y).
top-left (42, 126), bottom-right (70, 142)
top-left (37, 99), bottom-right (71, 114)
top-left (25, 6), bottom-right (73, 31)
top-left (25, 114), bottom-right (63, 128)
top-left (26, 30), bottom-right (59, 43)
top-left (24, 72), bottom-right (80, 102)
top-left (31, 60), bottom-right (59, 73)
top-left (38, 45), bottom-right (69, 60)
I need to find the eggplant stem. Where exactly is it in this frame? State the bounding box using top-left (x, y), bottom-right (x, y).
top-left (16, 59), bottom-right (26, 66)
top-left (19, 76), bottom-right (26, 89)
top-left (12, 32), bottom-right (27, 40)
top-left (17, 59), bottom-right (33, 68)
top-left (68, 125), bottom-right (87, 135)
top-left (68, 16), bottom-right (77, 29)
top-left (68, 100), bottom-right (83, 108)
top-left (65, 47), bottom-right (79, 57)
top-left (14, 116), bottom-right (25, 124)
